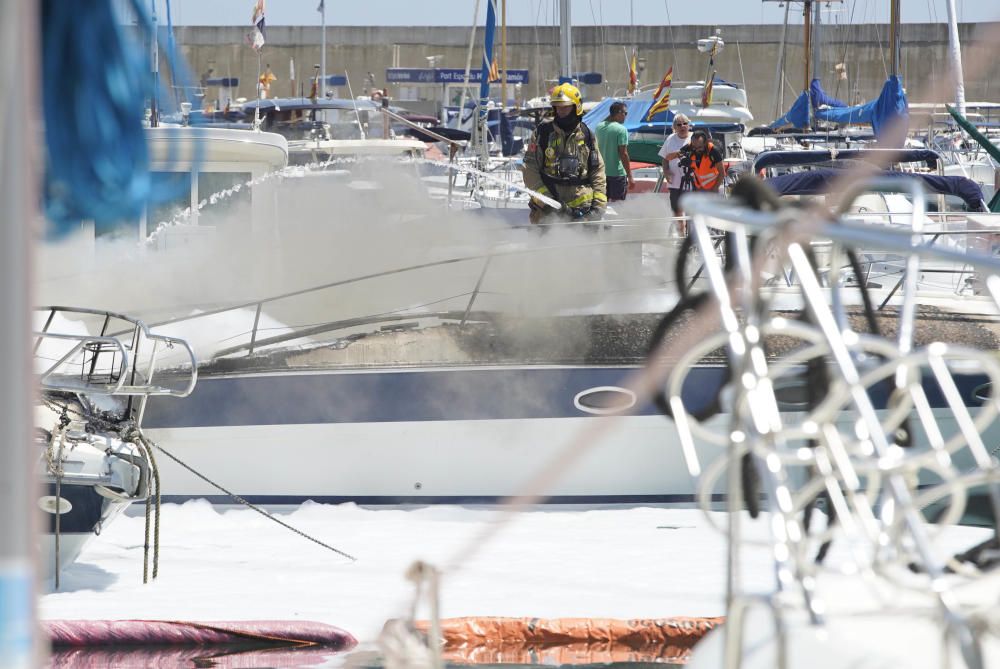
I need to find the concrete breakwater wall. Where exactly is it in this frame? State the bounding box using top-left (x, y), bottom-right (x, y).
top-left (172, 22), bottom-right (999, 125)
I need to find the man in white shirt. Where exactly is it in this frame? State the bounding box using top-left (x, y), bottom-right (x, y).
top-left (657, 113), bottom-right (692, 234)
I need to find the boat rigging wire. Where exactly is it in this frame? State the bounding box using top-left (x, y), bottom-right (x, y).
top-left (344, 72), bottom-right (366, 139)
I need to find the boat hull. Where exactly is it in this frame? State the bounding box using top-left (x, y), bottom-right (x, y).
top-left (38, 482), bottom-right (132, 578)
top-left (142, 364), bottom-right (995, 506)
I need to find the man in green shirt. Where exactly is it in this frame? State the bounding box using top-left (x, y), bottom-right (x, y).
top-left (594, 101), bottom-right (634, 201)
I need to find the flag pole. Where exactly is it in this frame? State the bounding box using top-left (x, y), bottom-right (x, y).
top-left (320, 0), bottom-right (326, 99)
top-left (254, 51), bottom-right (262, 129)
top-left (500, 0), bottom-right (506, 110)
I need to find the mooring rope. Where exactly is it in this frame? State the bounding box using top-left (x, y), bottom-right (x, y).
top-left (145, 436), bottom-right (357, 562)
top-left (40, 396), bottom-right (357, 569)
top-left (121, 427), bottom-right (162, 584)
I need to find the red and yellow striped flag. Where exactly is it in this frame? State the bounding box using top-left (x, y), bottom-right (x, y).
top-left (701, 71), bottom-right (716, 107)
top-left (645, 87), bottom-right (672, 121)
top-left (626, 48), bottom-right (638, 94)
top-left (488, 59), bottom-right (500, 83)
top-left (651, 66), bottom-right (673, 102)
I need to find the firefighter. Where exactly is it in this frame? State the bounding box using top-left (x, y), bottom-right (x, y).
top-left (522, 83), bottom-right (608, 225)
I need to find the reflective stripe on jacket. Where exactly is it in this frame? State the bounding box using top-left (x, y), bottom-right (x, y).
top-left (690, 142), bottom-right (722, 191)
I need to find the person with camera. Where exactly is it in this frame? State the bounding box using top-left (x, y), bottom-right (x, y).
top-left (522, 83), bottom-right (608, 225)
top-left (678, 128), bottom-right (725, 197)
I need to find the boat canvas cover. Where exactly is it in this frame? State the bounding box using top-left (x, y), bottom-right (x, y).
top-left (771, 76), bottom-right (908, 141)
top-left (583, 98), bottom-right (673, 134)
top-left (242, 97), bottom-right (378, 113)
top-left (810, 78), bottom-right (847, 109)
top-left (769, 91), bottom-right (810, 130)
top-left (764, 168), bottom-right (986, 211)
top-left (814, 75), bottom-right (908, 140)
top-left (752, 148), bottom-right (941, 172)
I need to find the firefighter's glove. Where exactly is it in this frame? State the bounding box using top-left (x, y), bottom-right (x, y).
top-left (583, 207), bottom-right (604, 222)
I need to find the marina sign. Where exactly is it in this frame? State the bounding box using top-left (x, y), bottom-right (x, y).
top-left (386, 68), bottom-right (530, 85)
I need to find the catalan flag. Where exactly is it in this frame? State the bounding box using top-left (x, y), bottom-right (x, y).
top-left (701, 71), bottom-right (716, 108)
top-left (488, 59), bottom-right (500, 83)
top-left (645, 69), bottom-right (673, 122)
top-left (626, 48), bottom-right (638, 95)
top-left (651, 67), bottom-right (673, 103)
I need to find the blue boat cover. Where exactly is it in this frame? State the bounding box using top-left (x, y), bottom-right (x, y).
top-left (242, 97), bottom-right (378, 112)
top-left (769, 91), bottom-right (810, 130)
top-left (814, 75), bottom-right (908, 141)
top-left (771, 76), bottom-right (908, 142)
top-left (810, 78), bottom-right (846, 109)
top-left (583, 98), bottom-right (674, 133)
top-left (753, 148), bottom-right (941, 172)
top-left (764, 169), bottom-right (986, 211)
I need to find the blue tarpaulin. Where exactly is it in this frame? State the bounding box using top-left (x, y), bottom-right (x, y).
top-left (810, 78), bottom-right (846, 109)
top-left (764, 168), bottom-right (986, 211)
top-left (583, 98), bottom-right (673, 133)
top-left (752, 148), bottom-right (940, 172)
top-left (770, 76), bottom-right (908, 141)
top-left (769, 91), bottom-right (810, 130)
top-left (814, 75), bottom-right (908, 140)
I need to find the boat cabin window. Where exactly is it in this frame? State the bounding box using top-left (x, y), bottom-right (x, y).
top-left (197, 172), bottom-right (252, 226)
top-left (140, 171), bottom-right (193, 238)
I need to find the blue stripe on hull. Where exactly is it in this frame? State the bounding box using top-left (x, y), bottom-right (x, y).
top-left (142, 366), bottom-right (989, 429)
top-left (143, 367), bottom-right (718, 428)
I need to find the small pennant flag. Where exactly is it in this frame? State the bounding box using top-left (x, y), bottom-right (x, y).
top-left (701, 71), bottom-right (716, 107)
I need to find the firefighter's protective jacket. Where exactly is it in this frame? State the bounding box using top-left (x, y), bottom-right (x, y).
top-left (521, 120), bottom-right (608, 216)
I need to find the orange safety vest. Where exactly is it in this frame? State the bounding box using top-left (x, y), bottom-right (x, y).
top-left (689, 142), bottom-right (721, 191)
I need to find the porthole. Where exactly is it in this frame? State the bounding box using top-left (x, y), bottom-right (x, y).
top-left (573, 386), bottom-right (637, 416)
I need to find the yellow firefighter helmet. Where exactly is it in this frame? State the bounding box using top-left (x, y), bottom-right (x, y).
top-left (549, 82), bottom-right (583, 116)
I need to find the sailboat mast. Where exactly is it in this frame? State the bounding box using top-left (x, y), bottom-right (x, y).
top-left (500, 0), bottom-right (506, 109)
top-left (559, 0), bottom-right (572, 80)
top-left (773, 1), bottom-right (791, 121)
top-left (889, 0), bottom-right (900, 77)
top-left (320, 0), bottom-right (326, 99)
top-left (802, 0), bottom-right (812, 94)
top-left (150, 0), bottom-right (159, 127)
top-left (945, 0), bottom-right (967, 116)
top-left (811, 0), bottom-right (821, 91)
